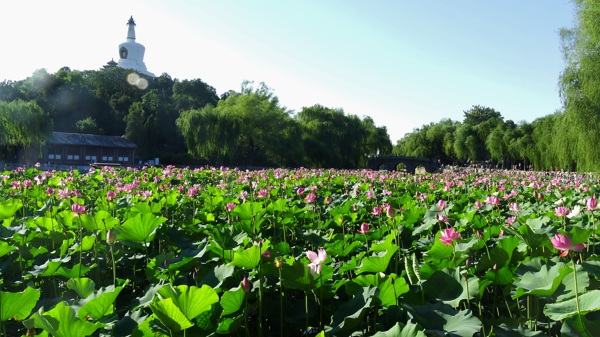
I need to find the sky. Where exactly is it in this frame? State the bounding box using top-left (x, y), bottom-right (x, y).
top-left (1, 0), bottom-right (576, 143)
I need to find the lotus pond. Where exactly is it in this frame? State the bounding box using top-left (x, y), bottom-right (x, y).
top-left (1, 165), bottom-right (600, 336)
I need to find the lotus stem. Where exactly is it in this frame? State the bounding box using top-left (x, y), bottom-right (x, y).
top-left (572, 258), bottom-right (581, 316)
top-left (279, 267), bottom-right (283, 337)
top-left (110, 244), bottom-right (116, 286)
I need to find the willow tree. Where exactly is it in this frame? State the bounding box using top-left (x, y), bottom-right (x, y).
top-left (0, 99), bottom-right (53, 161)
top-left (559, 0), bottom-right (600, 171)
top-left (176, 105), bottom-right (240, 166)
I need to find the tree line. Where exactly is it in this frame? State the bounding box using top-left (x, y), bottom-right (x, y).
top-left (394, 0), bottom-right (600, 173)
top-left (2, 0), bottom-right (598, 171)
top-left (0, 67), bottom-right (392, 168)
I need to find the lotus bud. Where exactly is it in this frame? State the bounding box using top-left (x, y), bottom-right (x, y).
top-left (106, 229), bottom-right (116, 245)
top-left (386, 205), bottom-right (396, 218)
top-left (241, 276), bottom-right (251, 292)
top-left (275, 257), bottom-right (283, 268)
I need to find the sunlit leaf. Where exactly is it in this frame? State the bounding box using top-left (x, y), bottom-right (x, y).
top-left (220, 286), bottom-right (245, 316)
top-left (31, 302), bottom-right (104, 337)
top-left (116, 213), bottom-right (166, 243)
top-left (357, 246), bottom-right (398, 274)
top-left (66, 278), bottom-right (96, 299)
top-left (230, 245), bottom-right (261, 269)
top-left (0, 287), bottom-right (40, 321)
top-left (0, 199), bottom-right (22, 220)
top-left (77, 284), bottom-right (125, 320)
top-left (372, 321), bottom-right (427, 337)
top-left (150, 298), bottom-right (193, 332)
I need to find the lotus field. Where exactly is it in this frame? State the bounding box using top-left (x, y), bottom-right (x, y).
top-left (2, 165), bottom-right (600, 337)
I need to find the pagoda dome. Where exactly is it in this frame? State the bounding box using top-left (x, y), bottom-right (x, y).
top-left (116, 16), bottom-right (154, 77)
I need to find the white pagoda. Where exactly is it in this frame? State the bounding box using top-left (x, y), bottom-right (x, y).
top-left (116, 16), bottom-right (155, 77)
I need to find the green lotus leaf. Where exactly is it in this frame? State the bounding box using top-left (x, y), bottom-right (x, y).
top-left (406, 302), bottom-right (481, 337)
top-left (116, 213), bottom-right (167, 243)
top-left (220, 286), bottom-right (245, 316)
top-left (174, 284), bottom-right (219, 321)
top-left (31, 301), bottom-right (104, 337)
top-left (0, 198), bottom-right (22, 220)
top-left (77, 284), bottom-right (125, 320)
top-left (150, 297), bottom-right (193, 332)
top-left (423, 268), bottom-right (479, 307)
top-left (544, 289), bottom-right (600, 321)
top-left (493, 323), bottom-right (547, 336)
top-left (55, 263), bottom-right (96, 279)
top-left (34, 216), bottom-right (59, 232)
top-left (230, 245), bottom-right (261, 269)
top-left (373, 321), bottom-right (427, 337)
top-left (231, 201), bottom-right (264, 221)
top-left (561, 313), bottom-right (600, 337)
top-left (326, 286), bottom-right (377, 335)
top-left (0, 286), bottom-right (40, 321)
top-left (357, 246), bottom-right (398, 274)
top-left (0, 241), bottom-right (17, 258)
top-left (30, 256), bottom-right (71, 277)
top-left (514, 260), bottom-right (570, 298)
top-left (216, 314), bottom-right (244, 334)
top-left (377, 273), bottom-right (410, 307)
top-left (67, 278), bottom-right (96, 299)
top-left (370, 231), bottom-right (398, 252)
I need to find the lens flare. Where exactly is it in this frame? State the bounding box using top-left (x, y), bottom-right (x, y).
top-left (126, 72), bottom-right (149, 89)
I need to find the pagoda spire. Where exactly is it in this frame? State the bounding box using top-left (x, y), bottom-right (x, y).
top-left (126, 16), bottom-right (136, 42)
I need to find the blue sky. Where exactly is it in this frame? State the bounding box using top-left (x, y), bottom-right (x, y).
top-left (1, 0), bottom-right (575, 142)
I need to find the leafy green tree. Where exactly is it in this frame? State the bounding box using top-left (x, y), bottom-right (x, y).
top-left (0, 99), bottom-right (53, 160)
top-left (361, 116), bottom-right (393, 165)
top-left (463, 105), bottom-right (503, 126)
top-left (172, 79), bottom-right (218, 112)
top-left (558, 0), bottom-right (600, 171)
top-left (453, 123), bottom-right (481, 162)
top-left (298, 104), bottom-right (345, 167)
top-left (75, 117), bottom-right (104, 134)
top-left (176, 105), bottom-right (241, 166)
top-left (177, 82), bottom-right (301, 167)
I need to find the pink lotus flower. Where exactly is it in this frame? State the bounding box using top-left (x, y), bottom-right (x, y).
top-left (587, 195), bottom-right (597, 211)
top-left (551, 233), bottom-right (585, 257)
top-left (304, 192), bottom-right (316, 203)
top-left (358, 223), bottom-right (370, 234)
top-left (257, 189), bottom-right (269, 198)
top-left (187, 187), bottom-right (199, 197)
top-left (437, 214), bottom-right (449, 223)
top-left (306, 248), bottom-right (327, 276)
top-left (324, 196), bottom-right (332, 205)
top-left (505, 216), bottom-right (516, 225)
top-left (45, 187), bottom-right (55, 196)
top-left (226, 202), bottom-right (236, 212)
top-left (371, 206), bottom-right (382, 216)
top-left (439, 227), bottom-right (460, 246)
top-left (509, 202), bottom-right (519, 213)
top-left (554, 206), bottom-right (570, 217)
top-left (485, 196), bottom-right (500, 206)
top-left (437, 199), bottom-right (446, 211)
top-left (71, 202), bottom-right (86, 216)
top-left (107, 190), bottom-right (117, 200)
top-left (474, 200), bottom-right (482, 209)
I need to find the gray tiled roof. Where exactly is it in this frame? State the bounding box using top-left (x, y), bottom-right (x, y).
top-left (49, 132), bottom-right (137, 149)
